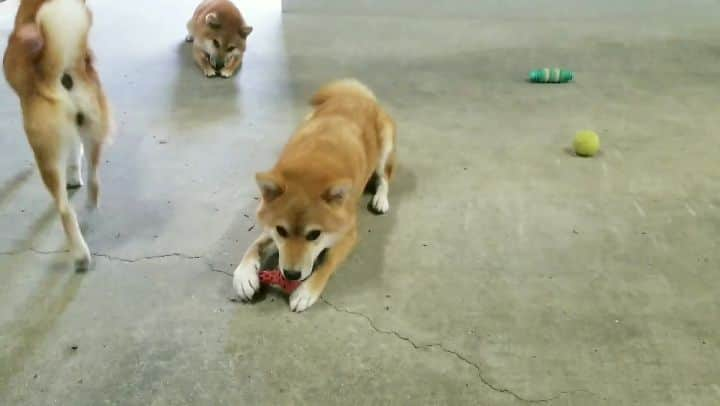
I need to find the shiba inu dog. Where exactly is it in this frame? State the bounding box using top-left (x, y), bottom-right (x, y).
top-left (186, 0), bottom-right (253, 78)
top-left (233, 79), bottom-right (397, 312)
top-left (3, 0), bottom-right (112, 270)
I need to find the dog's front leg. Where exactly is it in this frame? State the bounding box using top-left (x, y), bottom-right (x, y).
top-left (289, 228), bottom-right (358, 312)
top-left (233, 232), bottom-right (274, 301)
top-left (219, 55), bottom-right (242, 78)
top-left (192, 46), bottom-right (217, 77)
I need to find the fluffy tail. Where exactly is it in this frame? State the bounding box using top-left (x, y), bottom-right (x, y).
top-left (310, 78), bottom-right (376, 106)
top-left (35, 0), bottom-right (90, 83)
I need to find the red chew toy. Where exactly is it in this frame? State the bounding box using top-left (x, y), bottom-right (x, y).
top-left (258, 270), bottom-right (301, 294)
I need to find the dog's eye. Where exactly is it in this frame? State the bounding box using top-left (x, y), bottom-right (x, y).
top-left (212, 39), bottom-right (220, 48)
top-left (276, 226), bottom-right (288, 238)
top-left (227, 46), bottom-right (236, 52)
top-left (306, 230), bottom-right (321, 241)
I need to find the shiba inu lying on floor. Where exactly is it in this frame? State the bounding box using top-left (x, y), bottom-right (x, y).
top-left (186, 0), bottom-right (252, 78)
top-left (3, 0), bottom-right (113, 270)
top-left (233, 79), bottom-right (397, 312)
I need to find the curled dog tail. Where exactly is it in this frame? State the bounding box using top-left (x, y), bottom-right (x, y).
top-left (35, 0), bottom-right (91, 85)
top-left (310, 78), bottom-right (377, 106)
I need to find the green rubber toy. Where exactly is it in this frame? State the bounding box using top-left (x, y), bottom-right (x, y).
top-left (529, 68), bottom-right (574, 83)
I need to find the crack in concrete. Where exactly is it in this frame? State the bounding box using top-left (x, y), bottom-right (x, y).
top-left (92, 252), bottom-right (202, 263)
top-left (321, 298), bottom-right (596, 404)
top-left (205, 261), bottom-right (233, 277)
top-left (0, 247), bottom-right (202, 263)
top-left (0, 246), bottom-right (595, 403)
top-left (0, 245), bottom-right (235, 277)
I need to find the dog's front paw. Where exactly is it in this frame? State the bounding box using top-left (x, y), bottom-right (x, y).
top-left (233, 262), bottom-right (260, 301)
top-left (370, 193), bottom-right (390, 214)
top-left (289, 282), bottom-right (320, 312)
top-left (219, 68), bottom-right (235, 78)
top-left (203, 67), bottom-right (218, 78)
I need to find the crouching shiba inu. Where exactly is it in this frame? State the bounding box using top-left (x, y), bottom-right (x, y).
top-left (233, 79), bottom-right (397, 312)
top-left (3, 0), bottom-right (112, 270)
top-left (186, 0), bottom-right (253, 78)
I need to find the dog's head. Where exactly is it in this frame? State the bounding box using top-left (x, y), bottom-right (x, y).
top-left (255, 171), bottom-right (354, 281)
top-left (196, 11), bottom-right (252, 71)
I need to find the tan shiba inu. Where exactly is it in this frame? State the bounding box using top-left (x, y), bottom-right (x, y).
top-left (186, 0), bottom-right (253, 78)
top-left (3, 0), bottom-right (112, 270)
top-left (233, 79), bottom-right (397, 312)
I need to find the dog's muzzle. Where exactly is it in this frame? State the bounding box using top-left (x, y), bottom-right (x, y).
top-left (294, 248), bottom-right (328, 282)
top-left (210, 57), bottom-right (224, 70)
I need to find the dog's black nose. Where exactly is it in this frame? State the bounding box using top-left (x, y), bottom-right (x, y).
top-left (210, 59), bottom-right (224, 70)
top-left (282, 270), bottom-right (302, 281)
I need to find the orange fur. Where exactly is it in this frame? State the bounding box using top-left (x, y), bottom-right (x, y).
top-left (3, 0), bottom-right (112, 270)
top-left (186, 0), bottom-right (253, 78)
top-left (233, 79), bottom-right (397, 312)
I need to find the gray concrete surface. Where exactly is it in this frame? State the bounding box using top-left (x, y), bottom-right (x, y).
top-left (282, 0), bottom-right (720, 19)
top-left (1, 0), bottom-right (719, 404)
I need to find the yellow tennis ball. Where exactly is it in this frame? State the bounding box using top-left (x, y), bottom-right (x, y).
top-left (573, 130), bottom-right (600, 157)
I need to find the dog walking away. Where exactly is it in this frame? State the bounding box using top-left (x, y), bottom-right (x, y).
top-left (233, 79), bottom-right (397, 312)
top-left (186, 0), bottom-right (253, 78)
top-left (3, 0), bottom-right (113, 270)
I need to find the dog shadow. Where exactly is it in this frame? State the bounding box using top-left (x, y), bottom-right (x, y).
top-left (167, 41), bottom-right (243, 131)
top-left (0, 169), bottom-right (107, 274)
top-left (325, 166), bottom-right (418, 298)
top-left (75, 113), bottom-right (173, 261)
top-left (0, 168), bottom-right (33, 210)
top-left (0, 265), bottom-right (85, 396)
top-left (204, 194), bottom-right (262, 282)
top-left (0, 202), bottom-right (59, 283)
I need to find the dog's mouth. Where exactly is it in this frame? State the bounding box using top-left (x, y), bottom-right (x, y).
top-left (262, 248), bottom-right (330, 282)
top-left (303, 248), bottom-right (329, 281)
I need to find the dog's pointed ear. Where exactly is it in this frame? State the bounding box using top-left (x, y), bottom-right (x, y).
top-left (256, 172), bottom-right (284, 202)
top-left (205, 12), bottom-right (221, 29)
top-left (240, 25), bottom-right (253, 38)
top-left (322, 180), bottom-right (352, 205)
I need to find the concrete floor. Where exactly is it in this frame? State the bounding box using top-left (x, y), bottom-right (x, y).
top-left (1, 0), bottom-right (719, 404)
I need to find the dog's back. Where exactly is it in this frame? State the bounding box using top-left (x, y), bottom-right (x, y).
top-left (310, 78), bottom-right (377, 106)
top-left (277, 79), bottom-right (394, 199)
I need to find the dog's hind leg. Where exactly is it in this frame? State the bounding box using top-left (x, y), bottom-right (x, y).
top-left (33, 139), bottom-right (91, 271)
top-left (66, 135), bottom-right (84, 189)
top-left (81, 137), bottom-right (104, 209)
top-left (369, 110), bottom-right (396, 215)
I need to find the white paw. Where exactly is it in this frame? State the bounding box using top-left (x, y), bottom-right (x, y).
top-left (289, 283), bottom-right (320, 313)
top-left (86, 181), bottom-right (100, 210)
top-left (66, 166), bottom-right (83, 189)
top-left (233, 262), bottom-right (259, 301)
top-left (85, 199), bottom-right (99, 211)
top-left (72, 244), bottom-right (91, 271)
top-left (204, 68), bottom-right (218, 77)
top-left (371, 193), bottom-right (390, 214)
top-left (220, 69), bottom-right (234, 78)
